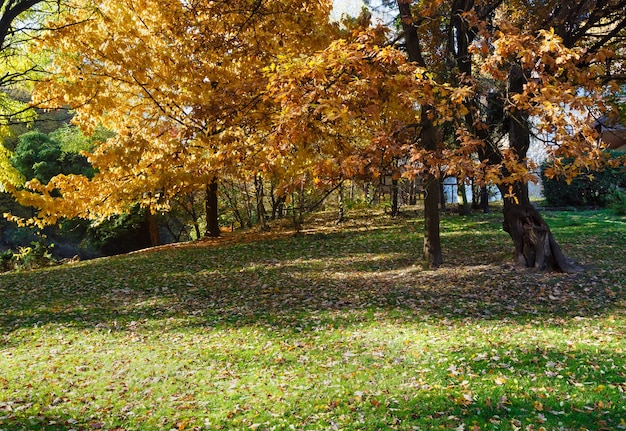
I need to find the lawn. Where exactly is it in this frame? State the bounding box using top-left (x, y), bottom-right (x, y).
top-left (1, 209), bottom-right (625, 431)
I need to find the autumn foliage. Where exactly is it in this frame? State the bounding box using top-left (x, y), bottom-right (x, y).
top-left (14, 0), bottom-right (337, 225)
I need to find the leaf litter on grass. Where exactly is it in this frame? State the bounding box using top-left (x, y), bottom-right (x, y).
top-left (1, 210), bottom-right (625, 430)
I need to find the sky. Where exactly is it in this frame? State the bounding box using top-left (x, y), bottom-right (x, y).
top-left (330, 0), bottom-right (366, 20)
top-left (331, 0), bottom-right (394, 25)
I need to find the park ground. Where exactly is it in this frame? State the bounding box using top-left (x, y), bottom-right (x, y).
top-left (1, 208), bottom-right (625, 430)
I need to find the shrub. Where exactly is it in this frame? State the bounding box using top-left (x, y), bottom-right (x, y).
top-left (607, 189), bottom-right (626, 216)
top-left (0, 250), bottom-right (15, 272)
top-left (541, 152), bottom-right (626, 207)
top-left (87, 205), bottom-right (153, 255)
top-left (14, 240), bottom-right (56, 270)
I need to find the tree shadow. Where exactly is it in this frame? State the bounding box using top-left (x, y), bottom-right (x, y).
top-left (0, 224), bottom-right (623, 336)
top-left (0, 410), bottom-right (93, 431)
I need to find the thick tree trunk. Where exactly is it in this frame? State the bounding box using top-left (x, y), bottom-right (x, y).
top-left (147, 211), bottom-right (160, 246)
top-left (447, 2), bottom-right (580, 272)
top-left (500, 186), bottom-right (582, 272)
top-left (424, 174), bottom-right (443, 267)
top-left (499, 65), bottom-right (582, 273)
top-left (204, 179), bottom-right (221, 238)
top-left (421, 111), bottom-right (443, 267)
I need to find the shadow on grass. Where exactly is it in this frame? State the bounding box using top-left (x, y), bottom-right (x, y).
top-left (0, 413), bottom-right (92, 431)
top-left (1, 216), bottom-right (624, 336)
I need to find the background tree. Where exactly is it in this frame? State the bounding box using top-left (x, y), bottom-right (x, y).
top-left (1, 0), bottom-right (68, 188)
top-left (10, 130), bottom-right (93, 183)
top-left (13, 0), bottom-right (337, 235)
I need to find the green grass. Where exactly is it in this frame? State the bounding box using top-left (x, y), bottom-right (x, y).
top-left (1, 209), bottom-right (625, 431)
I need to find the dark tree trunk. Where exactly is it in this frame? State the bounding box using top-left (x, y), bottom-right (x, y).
top-left (398, 0), bottom-right (443, 268)
top-left (204, 179), bottom-right (221, 238)
top-left (242, 181), bottom-right (254, 228)
top-left (423, 174), bottom-right (443, 267)
top-left (254, 175), bottom-right (269, 231)
top-left (457, 177), bottom-right (470, 215)
top-left (422, 112), bottom-right (443, 267)
top-left (147, 211), bottom-right (160, 247)
top-left (439, 180), bottom-right (446, 211)
top-left (270, 182), bottom-right (283, 220)
top-left (221, 185), bottom-right (245, 229)
top-left (391, 177), bottom-right (399, 217)
top-left (500, 185), bottom-right (582, 272)
top-left (272, 194), bottom-right (286, 220)
top-left (336, 182), bottom-right (345, 224)
top-left (447, 2), bottom-right (581, 271)
top-left (0, 0), bottom-right (45, 53)
top-left (499, 65), bottom-right (582, 273)
top-left (408, 179), bottom-right (417, 205)
top-left (480, 186), bottom-right (489, 214)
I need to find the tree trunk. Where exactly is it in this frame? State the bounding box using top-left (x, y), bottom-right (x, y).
top-left (254, 174), bottom-right (269, 231)
top-left (500, 186), bottom-right (582, 272)
top-left (147, 211), bottom-right (160, 246)
top-left (499, 65), bottom-right (581, 273)
top-left (448, 3), bottom-right (580, 272)
top-left (457, 177), bottom-right (470, 215)
top-left (423, 174), bottom-right (443, 267)
top-left (205, 179), bottom-right (221, 238)
top-left (273, 194), bottom-right (286, 219)
top-left (480, 186), bottom-right (489, 214)
top-left (242, 181), bottom-right (254, 228)
top-left (221, 185), bottom-right (245, 229)
top-left (408, 179), bottom-right (417, 205)
top-left (391, 177), bottom-right (399, 217)
top-left (422, 112), bottom-right (443, 267)
top-left (438, 179), bottom-right (445, 210)
top-left (398, 0), bottom-right (443, 268)
top-left (336, 182), bottom-right (345, 224)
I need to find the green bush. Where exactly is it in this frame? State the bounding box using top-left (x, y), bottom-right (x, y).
top-left (87, 205), bottom-right (152, 255)
top-left (541, 152), bottom-right (626, 207)
top-left (0, 240), bottom-right (57, 272)
top-left (14, 240), bottom-right (56, 270)
top-left (607, 189), bottom-right (626, 216)
top-left (0, 250), bottom-right (15, 272)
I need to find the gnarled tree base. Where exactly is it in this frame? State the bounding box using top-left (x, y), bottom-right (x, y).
top-left (503, 204), bottom-right (583, 273)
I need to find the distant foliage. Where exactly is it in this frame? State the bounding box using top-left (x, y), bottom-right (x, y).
top-left (607, 189), bottom-right (626, 215)
top-left (541, 152), bottom-right (626, 207)
top-left (11, 131), bottom-right (62, 184)
top-left (10, 130), bottom-right (94, 184)
top-left (86, 205), bottom-right (153, 255)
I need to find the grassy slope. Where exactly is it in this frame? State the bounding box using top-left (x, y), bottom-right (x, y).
top-left (1, 209), bottom-right (625, 431)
